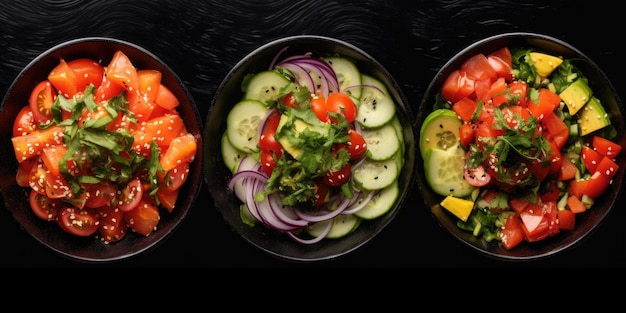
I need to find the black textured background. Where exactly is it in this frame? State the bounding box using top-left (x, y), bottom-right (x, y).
top-left (1, 0), bottom-right (623, 268)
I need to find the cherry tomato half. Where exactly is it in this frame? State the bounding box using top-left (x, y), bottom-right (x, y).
top-left (57, 207), bottom-right (99, 237)
top-left (28, 80), bottom-right (55, 124)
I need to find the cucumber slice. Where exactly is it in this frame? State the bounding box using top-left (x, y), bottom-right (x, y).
top-left (243, 70), bottom-right (290, 105)
top-left (360, 121), bottom-right (400, 161)
top-left (356, 74), bottom-right (395, 128)
top-left (389, 116), bottom-right (405, 167)
top-left (323, 56), bottom-right (362, 100)
top-left (354, 181), bottom-right (399, 220)
top-left (306, 213), bottom-right (361, 239)
top-left (226, 99), bottom-right (269, 153)
top-left (424, 144), bottom-right (475, 197)
top-left (221, 132), bottom-right (245, 173)
top-left (352, 153), bottom-right (399, 190)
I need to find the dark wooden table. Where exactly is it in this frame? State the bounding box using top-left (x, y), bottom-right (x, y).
top-left (1, 0), bottom-right (623, 268)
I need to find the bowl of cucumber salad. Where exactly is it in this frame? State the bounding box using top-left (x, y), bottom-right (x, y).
top-left (416, 32), bottom-right (625, 261)
top-left (204, 35), bottom-right (415, 262)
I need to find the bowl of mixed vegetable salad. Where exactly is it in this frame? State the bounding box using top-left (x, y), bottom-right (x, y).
top-left (0, 37), bottom-right (203, 262)
top-left (204, 35), bottom-right (415, 262)
top-left (416, 32), bottom-right (625, 261)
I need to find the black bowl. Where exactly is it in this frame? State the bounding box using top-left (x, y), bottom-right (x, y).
top-left (0, 37), bottom-right (203, 263)
top-left (416, 32), bottom-right (625, 261)
top-left (204, 35), bottom-right (416, 262)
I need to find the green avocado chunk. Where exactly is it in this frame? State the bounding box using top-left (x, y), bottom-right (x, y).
top-left (578, 96), bottom-right (610, 136)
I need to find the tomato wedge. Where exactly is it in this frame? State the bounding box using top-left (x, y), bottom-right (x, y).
top-left (67, 58), bottom-right (104, 90)
top-left (48, 59), bottom-right (79, 98)
top-left (105, 50), bottom-right (139, 92)
top-left (159, 133), bottom-right (197, 172)
top-left (126, 196), bottom-right (160, 236)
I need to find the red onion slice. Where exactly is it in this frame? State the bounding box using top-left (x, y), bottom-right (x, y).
top-left (286, 218), bottom-right (333, 245)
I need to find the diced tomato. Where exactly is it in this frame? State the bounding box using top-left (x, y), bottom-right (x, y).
top-left (125, 196), bottom-right (160, 236)
top-left (158, 162), bottom-right (189, 192)
top-left (488, 47), bottom-right (513, 66)
top-left (155, 84), bottom-right (180, 110)
top-left (157, 187), bottom-right (179, 213)
top-left (159, 133), bottom-right (197, 172)
top-left (11, 125), bottom-right (65, 162)
top-left (461, 53), bottom-right (498, 81)
top-left (476, 77), bottom-right (506, 104)
top-left (520, 204), bottom-right (550, 242)
top-left (488, 77), bottom-right (507, 103)
top-left (441, 69), bottom-right (475, 103)
top-left (141, 114), bottom-right (185, 147)
top-left (486, 47), bottom-right (513, 82)
top-left (582, 156), bottom-right (619, 198)
top-left (48, 59), bottom-right (79, 98)
top-left (567, 195), bottom-right (587, 213)
top-left (16, 156), bottom-right (38, 187)
top-left (568, 179), bottom-right (588, 199)
top-left (105, 50), bottom-right (139, 92)
top-left (544, 201), bottom-right (560, 237)
top-left (500, 105), bottom-right (530, 129)
top-left (542, 111), bottom-right (569, 150)
top-left (474, 78), bottom-right (494, 103)
top-left (126, 89), bottom-right (155, 123)
top-left (528, 88), bottom-right (561, 120)
top-left (94, 73), bottom-right (125, 102)
top-left (475, 117), bottom-right (505, 138)
top-left (44, 172), bottom-right (72, 199)
top-left (459, 123), bottom-right (476, 148)
top-left (557, 209), bottom-right (576, 231)
top-left (592, 136), bottom-right (622, 158)
top-left (509, 197), bottom-right (531, 214)
top-left (582, 172), bottom-right (610, 199)
top-left (558, 157), bottom-right (578, 181)
top-left (581, 146), bottom-right (602, 174)
top-left (519, 203), bottom-right (544, 232)
top-left (41, 144), bottom-right (68, 176)
top-left (67, 58), bottom-right (104, 90)
top-left (451, 97), bottom-right (477, 123)
top-left (137, 69), bottom-right (162, 103)
top-left (500, 214), bottom-right (525, 250)
top-left (507, 81), bottom-right (529, 106)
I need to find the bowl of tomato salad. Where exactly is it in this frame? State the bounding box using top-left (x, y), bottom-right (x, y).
top-left (204, 35), bottom-right (416, 262)
top-left (416, 32), bottom-right (625, 261)
top-left (0, 37), bottom-right (203, 262)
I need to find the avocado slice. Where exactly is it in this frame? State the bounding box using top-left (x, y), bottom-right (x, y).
top-left (560, 79), bottom-right (593, 115)
top-left (578, 96), bottom-right (610, 136)
top-left (419, 109), bottom-right (462, 158)
top-left (529, 52), bottom-right (563, 77)
top-left (275, 113), bottom-right (331, 160)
